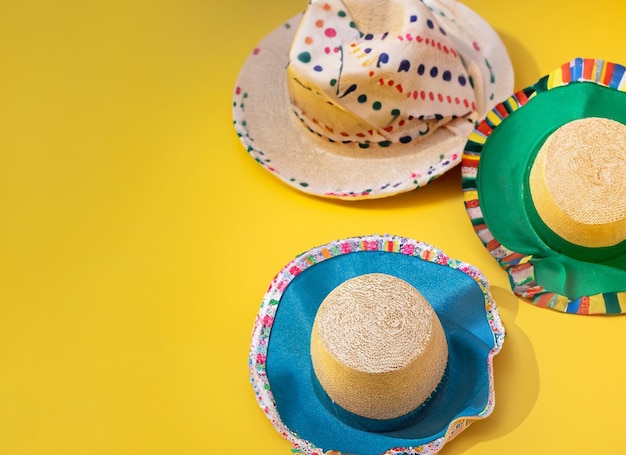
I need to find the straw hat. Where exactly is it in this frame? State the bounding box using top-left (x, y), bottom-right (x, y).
top-left (249, 234), bottom-right (505, 454)
top-left (233, 0), bottom-right (514, 199)
top-left (462, 57), bottom-right (626, 315)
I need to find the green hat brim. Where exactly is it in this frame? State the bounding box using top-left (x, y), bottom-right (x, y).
top-left (462, 58), bottom-right (626, 315)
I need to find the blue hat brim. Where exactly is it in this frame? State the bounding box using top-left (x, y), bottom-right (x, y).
top-left (249, 235), bottom-right (504, 455)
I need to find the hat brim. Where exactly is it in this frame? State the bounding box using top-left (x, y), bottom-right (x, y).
top-left (233, 0), bottom-right (513, 200)
top-left (462, 58), bottom-right (626, 315)
top-left (249, 234), bottom-right (504, 455)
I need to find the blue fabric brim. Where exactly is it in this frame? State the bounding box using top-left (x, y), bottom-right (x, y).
top-left (266, 249), bottom-right (497, 455)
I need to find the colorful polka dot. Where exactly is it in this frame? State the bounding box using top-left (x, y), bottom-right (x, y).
top-left (325, 28), bottom-right (337, 37)
top-left (297, 52), bottom-right (311, 63)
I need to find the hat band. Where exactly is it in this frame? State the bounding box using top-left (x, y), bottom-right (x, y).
top-left (311, 363), bottom-right (449, 433)
top-left (291, 104), bottom-right (440, 149)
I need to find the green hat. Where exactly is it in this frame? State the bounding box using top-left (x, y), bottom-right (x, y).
top-left (462, 58), bottom-right (626, 315)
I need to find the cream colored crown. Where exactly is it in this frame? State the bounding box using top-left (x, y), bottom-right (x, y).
top-left (529, 117), bottom-right (626, 248)
top-left (286, 0), bottom-right (478, 145)
top-left (310, 273), bottom-right (448, 420)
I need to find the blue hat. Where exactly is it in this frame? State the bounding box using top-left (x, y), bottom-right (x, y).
top-left (249, 234), bottom-right (504, 455)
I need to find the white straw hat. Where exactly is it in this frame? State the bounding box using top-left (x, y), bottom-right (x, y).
top-left (233, 0), bottom-right (513, 199)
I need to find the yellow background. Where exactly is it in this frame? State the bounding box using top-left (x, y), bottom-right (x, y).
top-left (1, 0), bottom-right (626, 454)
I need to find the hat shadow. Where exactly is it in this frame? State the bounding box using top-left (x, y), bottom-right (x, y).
top-left (439, 286), bottom-right (540, 454)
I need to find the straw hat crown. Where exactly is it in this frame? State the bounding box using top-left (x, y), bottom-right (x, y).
top-left (310, 273), bottom-right (448, 421)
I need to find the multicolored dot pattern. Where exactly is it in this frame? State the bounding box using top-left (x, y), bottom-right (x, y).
top-left (231, 17), bottom-right (468, 200)
top-left (232, 0), bottom-right (511, 200)
top-left (286, 0), bottom-right (478, 147)
top-left (249, 234), bottom-right (504, 454)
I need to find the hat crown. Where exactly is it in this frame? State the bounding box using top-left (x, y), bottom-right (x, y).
top-left (313, 273), bottom-right (435, 372)
top-left (310, 273), bottom-right (448, 421)
top-left (287, 0), bottom-right (477, 146)
top-left (529, 116), bottom-right (626, 248)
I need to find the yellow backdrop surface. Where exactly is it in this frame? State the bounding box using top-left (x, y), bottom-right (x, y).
top-left (1, 0), bottom-right (626, 454)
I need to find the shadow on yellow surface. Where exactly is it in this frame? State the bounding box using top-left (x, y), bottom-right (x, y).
top-left (443, 286), bottom-right (540, 453)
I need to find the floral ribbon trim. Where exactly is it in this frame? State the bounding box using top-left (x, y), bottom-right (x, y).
top-left (249, 234), bottom-right (505, 454)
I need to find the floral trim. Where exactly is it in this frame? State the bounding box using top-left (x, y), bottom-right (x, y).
top-left (249, 234), bottom-right (505, 454)
top-left (461, 57), bottom-right (626, 315)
